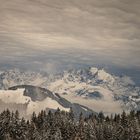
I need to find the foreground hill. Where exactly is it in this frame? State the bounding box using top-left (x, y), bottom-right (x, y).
top-left (0, 85), bottom-right (95, 118)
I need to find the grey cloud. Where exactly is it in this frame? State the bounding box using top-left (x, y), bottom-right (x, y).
top-left (0, 0), bottom-right (140, 81)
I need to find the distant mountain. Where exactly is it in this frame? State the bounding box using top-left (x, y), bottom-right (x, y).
top-left (48, 67), bottom-right (140, 113)
top-left (0, 67), bottom-right (140, 114)
top-left (0, 69), bottom-right (49, 89)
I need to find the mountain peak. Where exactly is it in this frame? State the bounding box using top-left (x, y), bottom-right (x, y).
top-left (96, 69), bottom-right (115, 83)
top-left (89, 67), bottom-right (98, 75)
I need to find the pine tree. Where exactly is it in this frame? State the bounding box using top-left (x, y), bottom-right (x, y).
top-left (121, 111), bottom-right (128, 127)
top-left (98, 112), bottom-right (105, 123)
top-left (69, 107), bottom-right (74, 121)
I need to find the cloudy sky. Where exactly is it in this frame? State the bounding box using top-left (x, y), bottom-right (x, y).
top-left (0, 0), bottom-right (140, 84)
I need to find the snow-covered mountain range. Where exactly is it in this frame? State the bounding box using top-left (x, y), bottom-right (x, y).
top-left (0, 67), bottom-right (140, 114)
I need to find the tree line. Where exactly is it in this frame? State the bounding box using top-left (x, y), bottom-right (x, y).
top-left (0, 108), bottom-right (140, 140)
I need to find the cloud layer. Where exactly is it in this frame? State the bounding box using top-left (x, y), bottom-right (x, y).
top-left (0, 0), bottom-right (140, 80)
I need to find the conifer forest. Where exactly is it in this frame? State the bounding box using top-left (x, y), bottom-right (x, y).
top-left (0, 109), bottom-right (140, 140)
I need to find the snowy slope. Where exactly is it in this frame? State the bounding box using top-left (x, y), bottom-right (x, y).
top-left (0, 88), bottom-right (69, 116)
top-left (0, 67), bottom-right (140, 114)
top-left (2, 85), bottom-right (95, 118)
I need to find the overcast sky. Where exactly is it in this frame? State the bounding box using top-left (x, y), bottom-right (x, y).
top-left (0, 0), bottom-right (140, 83)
